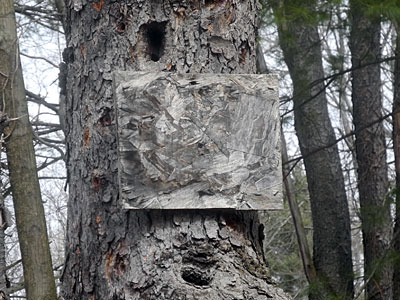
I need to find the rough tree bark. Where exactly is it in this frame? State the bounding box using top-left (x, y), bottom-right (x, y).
top-left (0, 1), bottom-right (57, 299)
top-left (61, 1), bottom-right (289, 299)
top-left (349, 1), bottom-right (392, 299)
top-left (392, 21), bottom-right (400, 300)
top-left (271, 1), bottom-right (354, 299)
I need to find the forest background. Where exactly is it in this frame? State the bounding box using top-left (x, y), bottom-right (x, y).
top-left (1, 0), bottom-right (400, 299)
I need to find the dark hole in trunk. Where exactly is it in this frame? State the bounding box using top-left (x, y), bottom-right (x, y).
top-left (181, 266), bottom-right (213, 286)
top-left (205, 0), bottom-right (225, 6)
top-left (144, 21), bottom-right (167, 62)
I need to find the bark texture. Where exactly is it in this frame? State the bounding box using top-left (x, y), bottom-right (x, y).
top-left (0, 1), bottom-right (57, 299)
top-left (61, 1), bottom-right (289, 299)
top-left (349, 2), bottom-right (392, 299)
top-left (272, 1), bottom-right (354, 299)
top-left (392, 22), bottom-right (400, 300)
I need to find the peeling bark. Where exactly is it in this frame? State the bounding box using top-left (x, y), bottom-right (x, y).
top-left (61, 1), bottom-right (289, 299)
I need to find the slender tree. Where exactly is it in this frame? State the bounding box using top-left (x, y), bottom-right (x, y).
top-left (0, 190), bottom-right (9, 299)
top-left (349, 1), bottom-right (392, 299)
top-left (0, 1), bottom-right (57, 299)
top-left (269, 1), bottom-right (354, 298)
top-left (60, 1), bottom-right (289, 299)
top-left (281, 128), bottom-right (316, 286)
top-left (393, 19), bottom-right (400, 300)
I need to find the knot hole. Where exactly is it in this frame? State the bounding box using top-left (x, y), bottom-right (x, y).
top-left (145, 21), bottom-right (167, 62)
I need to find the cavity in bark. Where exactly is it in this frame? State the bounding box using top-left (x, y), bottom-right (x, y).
top-left (99, 108), bottom-right (112, 127)
top-left (181, 266), bottom-right (213, 286)
top-left (142, 21), bottom-right (167, 62)
top-left (205, 0), bottom-right (225, 7)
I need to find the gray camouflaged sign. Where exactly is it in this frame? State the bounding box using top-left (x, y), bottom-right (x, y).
top-left (114, 72), bottom-right (282, 210)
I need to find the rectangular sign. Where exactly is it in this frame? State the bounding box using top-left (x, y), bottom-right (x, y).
top-left (114, 72), bottom-right (282, 210)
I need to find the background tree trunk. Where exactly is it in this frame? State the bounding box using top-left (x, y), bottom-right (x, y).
top-left (61, 1), bottom-right (289, 299)
top-left (349, 1), bottom-right (392, 299)
top-left (258, 40), bottom-right (316, 288)
top-left (0, 1), bottom-right (57, 299)
top-left (0, 191), bottom-right (9, 299)
top-left (271, 1), bottom-right (354, 299)
top-left (392, 21), bottom-right (400, 300)
top-left (281, 129), bottom-right (316, 285)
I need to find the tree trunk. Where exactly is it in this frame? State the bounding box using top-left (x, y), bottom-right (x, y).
top-left (392, 21), bottom-right (400, 300)
top-left (349, 1), bottom-right (392, 299)
top-left (61, 1), bottom-right (289, 299)
top-left (0, 191), bottom-right (9, 299)
top-left (0, 1), bottom-right (57, 299)
top-left (258, 40), bottom-right (316, 289)
top-left (271, 1), bottom-right (354, 299)
top-left (281, 129), bottom-right (316, 285)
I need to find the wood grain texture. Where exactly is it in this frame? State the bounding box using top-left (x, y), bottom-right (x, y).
top-left (114, 72), bottom-right (282, 210)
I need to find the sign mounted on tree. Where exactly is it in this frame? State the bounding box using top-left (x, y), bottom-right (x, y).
top-left (114, 71), bottom-right (282, 210)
